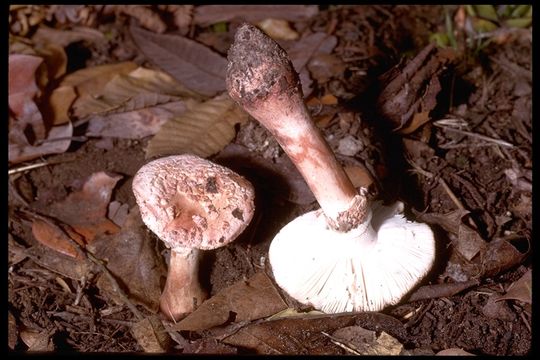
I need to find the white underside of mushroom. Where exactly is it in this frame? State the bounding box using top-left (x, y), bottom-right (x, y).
top-left (269, 201), bottom-right (435, 313)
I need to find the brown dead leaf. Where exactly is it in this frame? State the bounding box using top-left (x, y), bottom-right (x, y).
top-left (193, 5), bottom-right (318, 26)
top-left (60, 61), bottom-right (138, 116)
top-left (307, 53), bottom-right (347, 83)
top-left (173, 272), bottom-right (287, 331)
top-left (286, 32), bottom-right (338, 73)
top-left (20, 329), bottom-right (55, 351)
top-left (182, 338), bottom-right (238, 354)
top-left (31, 217), bottom-right (85, 259)
top-left (9, 121), bottom-right (73, 164)
top-left (32, 25), bottom-right (105, 48)
top-left (437, 348), bottom-right (475, 356)
top-left (400, 111), bottom-right (431, 135)
top-left (8, 311), bottom-right (18, 350)
top-left (413, 208), bottom-right (470, 235)
top-left (116, 5), bottom-right (166, 33)
top-left (455, 223), bottom-right (488, 261)
top-left (445, 237), bottom-right (528, 282)
top-left (331, 326), bottom-right (403, 355)
top-left (222, 312), bottom-right (406, 355)
top-left (344, 164), bottom-right (374, 189)
top-left (43, 85), bottom-right (77, 125)
top-left (222, 314), bottom-right (352, 354)
top-left (377, 44), bottom-right (455, 131)
top-left (257, 19), bottom-right (298, 40)
top-left (130, 26), bottom-right (227, 96)
top-left (482, 295), bottom-right (516, 321)
top-left (285, 32), bottom-right (337, 97)
top-left (8, 54), bottom-right (43, 112)
top-left (478, 238), bottom-right (527, 278)
top-left (146, 93), bottom-right (248, 159)
top-left (107, 201), bottom-right (130, 227)
top-left (87, 101), bottom-right (188, 139)
top-left (495, 268), bottom-right (531, 304)
top-left (48, 172), bottom-right (122, 242)
top-left (89, 207), bottom-right (166, 312)
top-left (79, 67), bottom-right (199, 116)
top-left (33, 41), bottom-right (68, 80)
top-left (8, 54), bottom-right (45, 139)
top-left (25, 245), bottom-right (94, 280)
top-left (131, 316), bottom-right (173, 352)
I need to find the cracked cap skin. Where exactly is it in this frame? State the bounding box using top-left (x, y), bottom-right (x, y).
top-left (132, 154), bottom-right (255, 253)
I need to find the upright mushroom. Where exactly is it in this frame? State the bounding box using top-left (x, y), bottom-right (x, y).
top-left (226, 23), bottom-right (435, 313)
top-left (132, 154), bottom-right (255, 320)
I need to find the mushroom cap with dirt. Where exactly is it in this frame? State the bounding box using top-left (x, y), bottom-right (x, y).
top-left (226, 23), bottom-right (435, 313)
top-left (132, 154), bottom-right (255, 320)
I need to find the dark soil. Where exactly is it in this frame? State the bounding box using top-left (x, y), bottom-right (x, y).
top-left (8, 5), bottom-right (531, 355)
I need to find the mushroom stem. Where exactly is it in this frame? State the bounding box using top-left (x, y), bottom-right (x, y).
top-left (227, 23), bottom-right (367, 231)
top-left (159, 249), bottom-right (207, 321)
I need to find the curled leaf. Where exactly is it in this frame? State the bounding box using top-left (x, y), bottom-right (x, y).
top-left (495, 269), bottom-right (531, 304)
top-left (9, 121), bottom-right (73, 164)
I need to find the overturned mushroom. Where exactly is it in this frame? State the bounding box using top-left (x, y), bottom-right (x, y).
top-left (226, 23), bottom-right (435, 313)
top-left (132, 154), bottom-right (255, 320)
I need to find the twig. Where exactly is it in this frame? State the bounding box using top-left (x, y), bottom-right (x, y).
top-left (519, 311), bottom-right (531, 333)
top-left (321, 331), bottom-right (361, 355)
top-left (434, 122), bottom-right (515, 148)
top-left (405, 299), bottom-right (434, 329)
top-left (8, 162), bottom-right (51, 175)
top-left (437, 177), bottom-right (466, 212)
top-left (9, 157), bottom-right (77, 175)
top-left (408, 280), bottom-right (479, 302)
top-left (73, 276), bottom-right (87, 306)
top-left (406, 155), bottom-right (434, 179)
top-left (34, 135), bottom-right (88, 145)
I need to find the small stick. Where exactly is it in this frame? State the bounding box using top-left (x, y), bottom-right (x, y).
top-left (437, 177), bottom-right (466, 212)
top-left (9, 162), bottom-right (51, 175)
top-left (434, 122), bottom-right (515, 148)
top-left (321, 331), bottom-right (362, 355)
top-left (9, 158), bottom-right (77, 175)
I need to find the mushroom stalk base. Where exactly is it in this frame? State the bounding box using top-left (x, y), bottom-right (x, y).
top-left (160, 249), bottom-right (207, 321)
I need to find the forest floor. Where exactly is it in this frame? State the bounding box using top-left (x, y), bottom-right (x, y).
top-left (8, 5), bottom-right (531, 355)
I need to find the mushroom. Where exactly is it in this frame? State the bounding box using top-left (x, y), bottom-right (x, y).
top-left (226, 23), bottom-right (435, 313)
top-left (132, 154), bottom-right (255, 320)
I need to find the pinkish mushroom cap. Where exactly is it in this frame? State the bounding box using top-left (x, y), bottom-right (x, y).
top-left (132, 154), bottom-right (255, 254)
top-left (132, 154), bottom-right (255, 320)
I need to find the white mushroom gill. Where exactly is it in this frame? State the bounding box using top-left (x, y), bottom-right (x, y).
top-left (269, 201), bottom-right (435, 313)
